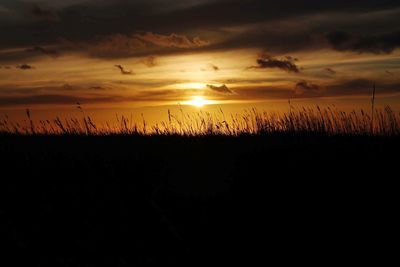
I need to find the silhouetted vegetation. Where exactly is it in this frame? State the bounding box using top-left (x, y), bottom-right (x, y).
top-left (1, 107), bottom-right (398, 265)
top-left (1, 106), bottom-right (399, 136)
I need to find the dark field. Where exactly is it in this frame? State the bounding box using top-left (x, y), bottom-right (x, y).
top-left (0, 134), bottom-right (397, 265)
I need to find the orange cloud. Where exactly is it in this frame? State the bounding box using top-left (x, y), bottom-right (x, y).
top-left (88, 32), bottom-right (209, 58)
top-left (135, 32), bottom-right (209, 48)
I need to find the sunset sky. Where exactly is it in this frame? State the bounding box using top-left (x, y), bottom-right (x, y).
top-left (1, 0), bottom-right (400, 122)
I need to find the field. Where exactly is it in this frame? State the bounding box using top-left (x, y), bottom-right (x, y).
top-left (1, 107), bottom-right (398, 265)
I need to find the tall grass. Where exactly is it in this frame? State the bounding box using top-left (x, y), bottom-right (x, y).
top-left (1, 105), bottom-right (399, 136)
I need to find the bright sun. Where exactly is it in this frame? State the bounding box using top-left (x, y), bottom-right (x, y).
top-left (185, 96), bottom-right (213, 107)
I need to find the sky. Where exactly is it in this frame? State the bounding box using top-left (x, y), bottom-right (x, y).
top-left (1, 0), bottom-right (400, 121)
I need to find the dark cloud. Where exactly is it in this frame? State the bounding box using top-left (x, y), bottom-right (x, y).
top-left (232, 78), bottom-right (400, 100)
top-left (210, 64), bottom-right (219, 71)
top-left (87, 34), bottom-right (146, 58)
top-left (0, 91), bottom-right (183, 106)
top-left (324, 68), bottom-right (337, 75)
top-left (114, 65), bottom-right (133, 75)
top-left (326, 79), bottom-right (377, 96)
top-left (250, 54), bottom-right (300, 73)
top-left (0, 94), bottom-right (121, 107)
top-left (31, 4), bottom-right (59, 21)
top-left (295, 80), bottom-right (320, 95)
top-left (327, 30), bottom-right (400, 54)
top-left (89, 86), bottom-right (107, 91)
top-left (201, 64), bottom-right (220, 72)
top-left (299, 79), bottom-right (400, 97)
top-left (16, 64), bottom-right (34, 70)
top-left (26, 46), bottom-right (60, 58)
top-left (1, 1), bottom-right (399, 61)
top-left (153, 0), bottom-right (400, 33)
top-left (0, 83), bottom-right (115, 95)
top-left (0, 1), bottom-right (399, 52)
top-left (206, 84), bottom-right (233, 94)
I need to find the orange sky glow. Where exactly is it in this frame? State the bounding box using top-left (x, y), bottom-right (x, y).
top-left (1, 1), bottom-right (400, 124)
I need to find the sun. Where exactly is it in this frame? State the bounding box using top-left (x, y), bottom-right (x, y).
top-left (184, 96), bottom-right (214, 107)
top-left (188, 96), bottom-right (207, 107)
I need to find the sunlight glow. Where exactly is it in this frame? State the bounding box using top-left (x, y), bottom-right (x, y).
top-left (175, 82), bottom-right (207, 90)
top-left (184, 96), bottom-right (215, 107)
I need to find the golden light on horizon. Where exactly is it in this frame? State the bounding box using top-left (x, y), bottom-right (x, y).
top-left (184, 96), bottom-right (215, 107)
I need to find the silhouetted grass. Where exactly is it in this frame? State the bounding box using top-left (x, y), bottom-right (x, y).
top-left (1, 105), bottom-right (398, 266)
top-left (1, 93), bottom-right (398, 265)
top-left (1, 106), bottom-right (399, 136)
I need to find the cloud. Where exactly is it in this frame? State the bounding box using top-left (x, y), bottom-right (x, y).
top-left (0, 89), bottom-right (200, 106)
top-left (201, 64), bottom-right (220, 72)
top-left (140, 56), bottom-right (157, 67)
top-left (0, 83), bottom-right (116, 95)
top-left (302, 78), bottom-right (400, 97)
top-left (206, 84), bottom-right (233, 94)
top-left (324, 68), bottom-right (337, 75)
top-left (2, 79), bottom-right (399, 107)
top-left (250, 53), bottom-right (300, 73)
top-left (0, 94), bottom-right (122, 107)
top-left (233, 86), bottom-right (295, 100)
top-left (90, 34), bottom-right (147, 58)
top-left (1, 1), bottom-right (399, 62)
top-left (327, 30), bottom-right (400, 54)
top-left (1, 0), bottom-right (399, 58)
top-left (386, 70), bottom-right (395, 76)
top-left (88, 86), bottom-right (107, 91)
top-left (16, 64), bottom-right (34, 70)
top-left (326, 79), bottom-right (377, 96)
top-left (88, 32), bottom-right (210, 58)
top-left (295, 80), bottom-right (320, 95)
top-left (26, 46), bottom-right (60, 58)
top-left (135, 32), bottom-right (209, 48)
top-left (61, 84), bottom-right (110, 91)
top-left (31, 4), bottom-right (59, 21)
top-left (133, 89), bottom-right (185, 101)
top-left (210, 64), bottom-right (219, 71)
top-left (231, 78), bottom-right (400, 100)
top-left (285, 56), bottom-right (299, 62)
top-left (114, 65), bottom-right (133, 75)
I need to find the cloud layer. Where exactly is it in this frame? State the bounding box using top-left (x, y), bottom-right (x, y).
top-left (327, 31), bottom-right (400, 54)
top-left (1, 0), bottom-right (400, 107)
top-left (1, 0), bottom-right (399, 58)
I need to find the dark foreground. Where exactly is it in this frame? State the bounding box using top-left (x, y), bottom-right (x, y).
top-left (0, 134), bottom-right (397, 265)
